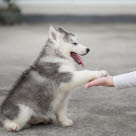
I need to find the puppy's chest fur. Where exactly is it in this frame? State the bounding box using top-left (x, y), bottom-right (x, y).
top-left (51, 59), bottom-right (75, 111)
top-left (33, 57), bottom-right (75, 112)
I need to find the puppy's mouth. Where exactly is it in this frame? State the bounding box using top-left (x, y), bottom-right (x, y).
top-left (70, 52), bottom-right (86, 68)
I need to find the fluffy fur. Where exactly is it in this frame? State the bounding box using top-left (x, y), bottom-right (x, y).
top-left (0, 26), bottom-right (108, 132)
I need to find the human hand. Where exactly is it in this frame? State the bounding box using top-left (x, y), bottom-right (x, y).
top-left (85, 76), bottom-right (114, 90)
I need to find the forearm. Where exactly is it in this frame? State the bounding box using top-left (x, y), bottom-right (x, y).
top-left (113, 71), bottom-right (136, 89)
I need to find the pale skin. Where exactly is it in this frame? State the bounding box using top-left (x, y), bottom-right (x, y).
top-left (85, 76), bottom-right (114, 90)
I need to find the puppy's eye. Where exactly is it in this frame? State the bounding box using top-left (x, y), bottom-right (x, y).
top-left (72, 42), bottom-right (77, 45)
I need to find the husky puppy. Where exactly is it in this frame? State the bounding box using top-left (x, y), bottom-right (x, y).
top-left (1, 26), bottom-right (108, 132)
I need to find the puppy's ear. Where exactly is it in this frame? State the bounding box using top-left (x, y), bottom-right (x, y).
top-left (58, 27), bottom-right (65, 33)
top-left (49, 26), bottom-right (59, 44)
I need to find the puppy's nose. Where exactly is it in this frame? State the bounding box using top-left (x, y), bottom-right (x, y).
top-left (86, 48), bottom-right (90, 53)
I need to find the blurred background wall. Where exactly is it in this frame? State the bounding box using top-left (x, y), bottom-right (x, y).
top-left (0, 0), bottom-right (136, 24)
top-left (15, 0), bottom-right (136, 15)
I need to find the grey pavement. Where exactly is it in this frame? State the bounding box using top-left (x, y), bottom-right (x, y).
top-left (0, 23), bottom-right (136, 136)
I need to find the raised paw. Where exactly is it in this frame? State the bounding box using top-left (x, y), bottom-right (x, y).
top-left (60, 119), bottom-right (73, 127)
top-left (99, 70), bottom-right (109, 77)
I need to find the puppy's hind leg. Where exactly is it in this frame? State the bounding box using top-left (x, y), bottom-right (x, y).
top-left (3, 104), bottom-right (33, 132)
top-left (3, 119), bottom-right (21, 132)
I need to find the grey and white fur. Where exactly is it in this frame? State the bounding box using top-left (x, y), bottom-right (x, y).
top-left (0, 26), bottom-right (108, 132)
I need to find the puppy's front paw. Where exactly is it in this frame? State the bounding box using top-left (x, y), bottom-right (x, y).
top-left (60, 119), bottom-right (73, 127)
top-left (87, 70), bottom-right (109, 81)
top-left (99, 70), bottom-right (109, 77)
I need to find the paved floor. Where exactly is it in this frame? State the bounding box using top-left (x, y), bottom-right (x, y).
top-left (0, 23), bottom-right (136, 136)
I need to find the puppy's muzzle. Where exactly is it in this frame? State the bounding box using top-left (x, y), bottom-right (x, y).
top-left (86, 48), bottom-right (90, 54)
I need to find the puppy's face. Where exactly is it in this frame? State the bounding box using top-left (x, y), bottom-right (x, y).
top-left (48, 26), bottom-right (90, 68)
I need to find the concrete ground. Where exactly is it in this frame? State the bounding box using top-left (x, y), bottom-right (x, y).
top-left (0, 23), bottom-right (136, 136)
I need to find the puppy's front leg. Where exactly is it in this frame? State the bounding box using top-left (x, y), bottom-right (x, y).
top-left (56, 103), bottom-right (73, 127)
top-left (60, 70), bottom-right (108, 91)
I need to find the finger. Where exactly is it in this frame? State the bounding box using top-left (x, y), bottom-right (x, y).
top-left (85, 80), bottom-right (98, 89)
top-left (85, 83), bottom-right (93, 90)
top-left (85, 78), bottom-right (105, 89)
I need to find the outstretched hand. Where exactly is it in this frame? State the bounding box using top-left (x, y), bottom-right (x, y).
top-left (85, 76), bottom-right (114, 90)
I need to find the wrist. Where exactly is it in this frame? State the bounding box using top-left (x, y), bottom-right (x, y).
top-left (106, 76), bottom-right (114, 87)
